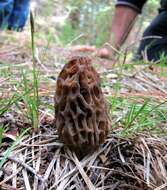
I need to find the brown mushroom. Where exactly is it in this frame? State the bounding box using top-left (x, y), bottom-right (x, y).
top-left (54, 56), bottom-right (110, 153)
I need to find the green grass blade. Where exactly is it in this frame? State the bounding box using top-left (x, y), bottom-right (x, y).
top-left (0, 128), bottom-right (29, 168)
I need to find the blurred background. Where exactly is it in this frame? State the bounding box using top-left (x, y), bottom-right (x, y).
top-left (0, 0), bottom-right (160, 65)
top-left (30, 0), bottom-right (159, 48)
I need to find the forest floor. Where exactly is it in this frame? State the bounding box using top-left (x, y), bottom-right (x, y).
top-left (0, 31), bottom-right (167, 190)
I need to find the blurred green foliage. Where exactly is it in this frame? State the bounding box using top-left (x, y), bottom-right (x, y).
top-left (59, 0), bottom-right (114, 46)
top-left (36, 0), bottom-right (159, 47)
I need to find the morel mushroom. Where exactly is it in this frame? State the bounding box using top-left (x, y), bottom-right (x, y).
top-left (55, 57), bottom-right (110, 152)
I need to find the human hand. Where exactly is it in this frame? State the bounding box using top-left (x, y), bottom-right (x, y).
top-left (71, 45), bottom-right (96, 52)
top-left (71, 45), bottom-right (116, 69)
top-left (71, 45), bottom-right (111, 58)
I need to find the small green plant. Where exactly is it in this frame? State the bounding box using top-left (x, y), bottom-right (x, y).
top-left (0, 93), bottom-right (21, 116)
top-left (107, 94), bottom-right (167, 137)
top-left (124, 99), bottom-right (150, 128)
top-left (29, 11), bottom-right (39, 129)
top-left (154, 53), bottom-right (167, 77)
top-left (0, 128), bottom-right (29, 169)
top-left (122, 99), bottom-right (167, 136)
top-left (14, 11), bottom-right (40, 129)
top-left (21, 70), bottom-right (39, 129)
top-left (159, 52), bottom-right (167, 63)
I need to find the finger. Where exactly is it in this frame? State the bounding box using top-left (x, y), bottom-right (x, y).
top-left (71, 45), bottom-right (96, 52)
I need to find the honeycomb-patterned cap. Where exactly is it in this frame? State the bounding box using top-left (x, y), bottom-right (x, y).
top-left (54, 57), bottom-right (110, 152)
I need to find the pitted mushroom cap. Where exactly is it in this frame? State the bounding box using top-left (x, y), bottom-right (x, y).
top-left (55, 57), bottom-right (110, 152)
